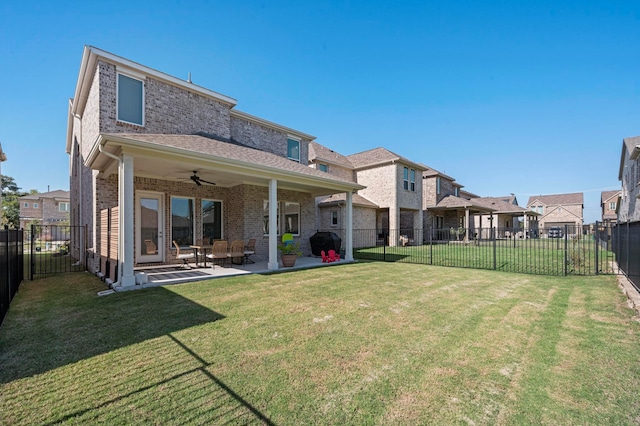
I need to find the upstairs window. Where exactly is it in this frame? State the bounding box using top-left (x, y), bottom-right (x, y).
top-left (59, 202), bottom-right (70, 212)
top-left (403, 167), bottom-right (409, 190)
top-left (455, 187), bottom-right (460, 197)
top-left (33, 203), bottom-right (39, 208)
top-left (287, 138), bottom-right (300, 162)
top-left (410, 169), bottom-right (416, 192)
top-left (609, 201), bottom-right (616, 210)
top-left (23, 202), bottom-right (29, 208)
top-left (436, 177), bottom-right (441, 195)
top-left (318, 163), bottom-right (328, 172)
top-left (117, 73), bottom-right (144, 126)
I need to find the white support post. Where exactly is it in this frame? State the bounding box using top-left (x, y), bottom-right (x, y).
top-left (268, 179), bottom-right (279, 270)
top-left (345, 191), bottom-right (354, 261)
top-left (464, 207), bottom-right (470, 243)
top-left (120, 154), bottom-right (136, 287)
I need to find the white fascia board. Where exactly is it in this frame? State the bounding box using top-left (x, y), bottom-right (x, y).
top-left (230, 109), bottom-right (316, 141)
top-left (97, 135), bottom-right (363, 193)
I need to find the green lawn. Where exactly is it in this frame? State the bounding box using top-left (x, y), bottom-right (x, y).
top-left (1, 263), bottom-right (639, 425)
top-left (356, 238), bottom-right (615, 276)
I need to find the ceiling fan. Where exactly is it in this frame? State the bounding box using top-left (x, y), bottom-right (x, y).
top-left (189, 171), bottom-right (216, 186)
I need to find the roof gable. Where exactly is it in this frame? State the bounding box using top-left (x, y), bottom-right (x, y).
top-left (309, 142), bottom-right (353, 169)
top-left (347, 147), bottom-right (425, 171)
top-left (526, 192), bottom-right (583, 207)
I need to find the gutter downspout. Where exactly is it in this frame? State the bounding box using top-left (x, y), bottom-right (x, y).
top-left (73, 114), bottom-right (85, 267)
top-left (98, 142), bottom-right (122, 288)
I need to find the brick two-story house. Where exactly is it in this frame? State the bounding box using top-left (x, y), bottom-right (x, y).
top-left (618, 136), bottom-right (640, 223)
top-left (19, 190), bottom-right (70, 229)
top-left (601, 190), bottom-right (621, 225)
top-left (526, 192), bottom-right (584, 235)
top-left (66, 46), bottom-right (363, 289)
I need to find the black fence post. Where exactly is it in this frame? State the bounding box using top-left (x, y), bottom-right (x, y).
top-left (429, 228), bottom-right (433, 265)
top-left (492, 228), bottom-right (497, 270)
top-left (594, 221), bottom-right (599, 275)
top-left (30, 224), bottom-right (35, 281)
top-left (564, 224), bottom-right (568, 276)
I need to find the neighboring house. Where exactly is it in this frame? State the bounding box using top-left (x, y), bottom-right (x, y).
top-left (601, 190), bottom-right (621, 225)
top-left (470, 195), bottom-right (539, 239)
top-left (346, 148), bottom-right (425, 245)
top-left (19, 190), bottom-right (70, 229)
top-left (66, 46), bottom-right (363, 289)
top-left (422, 166), bottom-right (494, 241)
top-left (617, 136), bottom-right (640, 223)
top-left (526, 192), bottom-right (584, 234)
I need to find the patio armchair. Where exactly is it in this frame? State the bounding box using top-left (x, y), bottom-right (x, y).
top-left (228, 240), bottom-right (245, 265)
top-left (206, 240), bottom-right (229, 268)
top-left (172, 240), bottom-right (195, 269)
top-left (243, 238), bottom-right (256, 264)
top-left (328, 249), bottom-right (340, 262)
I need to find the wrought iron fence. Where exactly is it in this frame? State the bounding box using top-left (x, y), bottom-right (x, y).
top-left (340, 224), bottom-right (619, 277)
top-left (1, 228), bottom-right (24, 326)
top-left (612, 221), bottom-right (640, 292)
top-left (29, 224), bottom-right (87, 280)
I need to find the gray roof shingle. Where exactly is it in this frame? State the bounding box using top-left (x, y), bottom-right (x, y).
top-left (526, 192), bottom-right (584, 206)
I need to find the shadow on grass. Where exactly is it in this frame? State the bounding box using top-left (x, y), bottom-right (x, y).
top-left (1, 275), bottom-right (276, 424)
top-left (0, 282), bottom-right (224, 383)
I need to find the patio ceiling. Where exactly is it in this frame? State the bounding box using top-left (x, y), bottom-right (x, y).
top-left (86, 133), bottom-right (364, 197)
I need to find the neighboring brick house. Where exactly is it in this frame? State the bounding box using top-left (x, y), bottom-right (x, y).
top-left (422, 166), bottom-right (495, 241)
top-left (66, 46), bottom-right (363, 289)
top-left (526, 192), bottom-right (584, 234)
top-left (470, 195), bottom-right (539, 239)
top-left (601, 190), bottom-right (621, 225)
top-left (19, 190), bottom-right (70, 229)
top-left (617, 136), bottom-right (640, 223)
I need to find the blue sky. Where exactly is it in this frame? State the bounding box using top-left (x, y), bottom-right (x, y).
top-left (1, 1), bottom-right (638, 223)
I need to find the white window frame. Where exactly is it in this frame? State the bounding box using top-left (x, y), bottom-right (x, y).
top-left (287, 136), bottom-right (300, 162)
top-left (170, 196), bottom-right (195, 246)
top-left (116, 70), bottom-right (145, 126)
top-left (24, 202), bottom-right (29, 208)
top-left (410, 169), bottom-right (416, 192)
top-left (609, 201), bottom-right (616, 210)
top-left (202, 199), bottom-right (224, 242)
top-left (330, 211), bottom-right (338, 227)
top-left (283, 202), bottom-right (300, 236)
top-left (59, 202), bottom-right (70, 212)
top-left (263, 200), bottom-right (280, 236)
top-left (33, 203), bottom-right (38, 208)
top-left (403, 167), bottom-right (409, 190)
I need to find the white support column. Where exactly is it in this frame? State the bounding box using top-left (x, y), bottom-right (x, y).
top-left (345, 191), bottom-right (354, 261)
top-left (120, 153), bottom-right (136, 288)
top-left (268, 179), bottom-right (279, 271)
top-left (464, 207), bottom-right (470, 243)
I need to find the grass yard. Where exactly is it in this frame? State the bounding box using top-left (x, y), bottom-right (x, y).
top-left (356, 238), bottom-right (615, 276)
top-left (1, 262), bottom-right (639, 425)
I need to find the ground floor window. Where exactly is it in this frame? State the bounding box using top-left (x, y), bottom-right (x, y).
top-left (331, 210), bottom-right (338, 227)
top-left (202, 199), bottom-right (222, 241)
top-left (263, 200), bottom-right (280, 235)
top-left (284, 202), bottom-right (300, 235)
top-left (171, 196), bottom-right (194, 246)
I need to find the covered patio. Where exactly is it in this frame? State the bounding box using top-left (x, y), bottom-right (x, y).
top-left (133, 256), bottom-right (353, 288)
top-left (87, 133), bottom-right (364, 290)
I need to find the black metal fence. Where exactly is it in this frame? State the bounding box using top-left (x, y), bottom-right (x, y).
top-left (28, 224), bottom-right (86, 280)
top-left (341, 224), bottom-right (619, 277)
top-left (1, 228), bottom-right (24, 326)
top-left (612, 221), bottom-right (640, 291)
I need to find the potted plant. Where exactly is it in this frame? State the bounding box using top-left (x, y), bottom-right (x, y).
top-left (278, 242), bottom-right (302, 267)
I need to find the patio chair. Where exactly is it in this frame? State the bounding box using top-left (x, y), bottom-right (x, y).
top-left (144, 239), bottom-right (157, 255)
top-left (282, 233), bottom-right (293, 246)
top-left (228, 240), bottom-right (245, 265)
top-left (328, 249), bottom-right (340, 262)
top-left (206, 240), bottom-right (229, 268)
top-left (321, 250), bottom-right (331, 263)
top-left (243, 238), bottom-right (256, 264)
top-left (173, 240), bottom-right (195, 269)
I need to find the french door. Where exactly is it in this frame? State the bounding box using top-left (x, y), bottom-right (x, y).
top-left (136, 191), bottom-right (164, 263)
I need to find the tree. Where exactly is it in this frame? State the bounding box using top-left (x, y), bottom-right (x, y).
top-left (1, 174), bottom-right (26, 229)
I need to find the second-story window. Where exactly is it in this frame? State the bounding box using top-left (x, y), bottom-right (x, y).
top-left (59, 202), bottom-right (70, 212)
top-left (403, 167), bottom-right (409, 190)
top-left (609, 201), bottom-right (616, 210)
top-left (33, 203), bottom-right (39, 208)
top-left (318, 163), bottom-right (328, 172)
top-left (24, 202), bottom-right (29, 208)
top-left (410, 169), bottom-right (416, 192)
top-left (436, 177), bottom-right (441, 195)
top-left (287, 138), bottom-right (300, 162)
top-left (455, 187), bottom-right (460, 197)
top-left (117, 73), bottom-right (144, 126)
